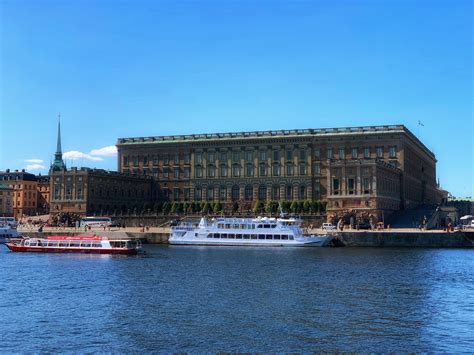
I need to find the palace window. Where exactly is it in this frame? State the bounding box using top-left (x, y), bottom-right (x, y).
top-left (143, 156), bottom-right (148, 165)
top-left (231, 185), bottom-right (240, 201)
top-left (258, 185), bottom-right (267, 201)
top-left (173, 188), bottom-right (180, 200)
top-left (207, 186), bottom-right (214, 201)
top-left (245, 151), bottom-right (253, 162)
top-left (220, 186), bottom-right (227, 201)
top-left (163, 167), bottom-right (169, 178)
top-left (245, 164), bottom-right (254, 177)
top-left (232, 165), bottom-right (240, 177)
top-left (286, 164), bottom-right (294, 176)
top-left (338, 148), bottom-right (345, 160)
top-left (208, 152), bottom-right (215, 164)
top-left (327, 148), bottom-right (333, 159)
top-left (195, 166), bottom-right (202, 178)
top-left (272, 185), bottom-right (280, 200)
top-left (297, 162), bottom-right (306, 175)
top-left (174, 153), bottom-right (179, 164)
top-left (376, 147), bottom-right (383, 158)
top-left (313, 181), bottom-right (321, 199)
top-left (348, 178), bottom-right (355, 195)
top-left (286, 150), bottom-right (293, 161)
top-left (363, 177), bottom-right (370, 194)
top-left (364, 147), bottom-right (370, 158)
top-left (272, 164), bottom-right (280, 176)
top-left (123, 156), bottom-right (129, 166)
top-left (273, 150), bottom-right (280, 161)
top-left (351, 148), bottom-right (358, 159)
top-left (195, 153), bottom-right (202, 164)
top-left (220, 165), bottom-right (228, 177)
top-left (174, 167), bottom-right (180, 179)
top-left (245, 185), bottom-right (253, 201)
top-left (286, 185), bottom-right (293, 200)
top-left (313, 164), bottom-right (321, 175)
top-left (153, 168), bottom-right (158, 178)
top-left (259, 151), bottom-right (267, 161)
top-left (195, 187), bottom-right (202, 201)
top-left (153, 155), bottom-right (159, 165)
top-left (163, 154), bottom-right (169, 165)
top-left (259, 163), bottom-right (266, 176)
top-left (184, 167), bottom-right (190, 178)
top-left (133, 156), bottom-right (138, 167)
top-left (389, 146), bottom-right (396, 158)
top-left (314, 148), bottom-right (320, 159)
top-left (184, 153), bottom-right (190, 164)
top-left (232, 151), bottom-right (240, 162)
top-left (207, 165), bottom-right (216, 178)
top-left (333, 178), bottom-right (340, 195)
top-left (184, 188), bottom-right (190, 201)
top-left (299, 185), bottom-right (306, 200)
top-left (300, 150), bottom-right (306, 161)
top-left (220, 152), bottom-right (227, 161)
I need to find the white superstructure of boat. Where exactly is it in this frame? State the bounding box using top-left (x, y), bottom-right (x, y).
top-left (0, 225), bottom-right (19, 244)
top-left (169, 216), bottom-right (334, 247)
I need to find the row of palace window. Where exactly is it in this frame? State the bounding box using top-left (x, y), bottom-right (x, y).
top-left (331, 177), bottom-right (372, 195)
top-left (122, 146), bottom-right (397, 167)
top-left (125, 163), bottom-right (323, 179)
top-left (164, 185), bottom-right (312, 201)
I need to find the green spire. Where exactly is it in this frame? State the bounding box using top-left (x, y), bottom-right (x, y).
top-left (51, 113), bottom-right (66, 171)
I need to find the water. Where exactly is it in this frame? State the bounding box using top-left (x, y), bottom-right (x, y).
top-left (1, 245), bottom-right (473, 352)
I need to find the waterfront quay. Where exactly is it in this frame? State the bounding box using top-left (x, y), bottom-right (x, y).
top-left (18, 226), bottom-right (474, 248)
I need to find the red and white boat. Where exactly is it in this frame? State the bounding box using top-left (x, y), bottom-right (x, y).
top-left (6, 235), bottom-right (141, 255)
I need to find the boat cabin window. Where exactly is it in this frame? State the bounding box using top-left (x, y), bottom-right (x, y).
top-left (258, 235), bottom-right (265, 240)
top-left (265, 235), bottom-right (272, 240)
top-left (274, 235), bottom-right (281, 240)
top-left (243, 235), bottom-right (250, 239)
top-left (289, 236), bottom-right (294, 240)
top-left (251, 234), bottom-right (257, 239)
top-left (236, 234), bottom-right (242, 239)
top-left (282, 235), bottom-right (288, 240)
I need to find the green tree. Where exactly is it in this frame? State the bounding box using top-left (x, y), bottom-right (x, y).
top-left (162, 202), bottom-right (171, 214)
top-left (290, 201), bottom-right (298, 214)
top-left (213, 201), bottom-right (222, 213)
top-left (203, 202), bottom-right (211, 214)
top-left (200, 201), bottom-right (206, 212)
top-left (303, 200), bottom-right (311, 214)
top-left (310, 201), bottom-right (318, 214)
top-left (320, 201), bottom-right (327, 212)
top-left (171, 202), bottom-right (178, 214)
top-left (253, 200), bottom-right (262, 214)
top-left (177, 202), bottom-right (184, 214)
top-left (154, 202), bottom-right (163, 214)
top-left (264, 200), bottom-right (273, 214)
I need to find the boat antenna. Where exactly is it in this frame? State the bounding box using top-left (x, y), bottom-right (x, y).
top-left (279, 202), bottom-right (286, 218)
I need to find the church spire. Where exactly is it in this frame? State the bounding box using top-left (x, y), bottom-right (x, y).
top-left (51, 113), bottom-right (66, 171)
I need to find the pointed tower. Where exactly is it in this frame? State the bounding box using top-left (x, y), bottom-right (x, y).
top-left (51, 113), bottom-right (66, 171)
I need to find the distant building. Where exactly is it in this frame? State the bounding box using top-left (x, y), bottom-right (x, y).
top-left (116, 124), bottom-right (445, 221)
top-left (48, 116), bottom-right (153, 217)
top-left (0, 170), bottom-right (38, 218)
top-left (37, 175), bottom-right (50, 215)
top-left (49, 167), bottom-right (154, 216)
top-left (0, 182), bottom-right (14, 217)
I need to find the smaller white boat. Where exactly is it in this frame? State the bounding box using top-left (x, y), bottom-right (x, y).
top-left (0, 225), bottom-right (20, 244)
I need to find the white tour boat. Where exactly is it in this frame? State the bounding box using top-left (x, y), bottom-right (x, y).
top-left (0, 225), bottom-right (20, 244)
top-left (169, 216), bottom-right (334, 247)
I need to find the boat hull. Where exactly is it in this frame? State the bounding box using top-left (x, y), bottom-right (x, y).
top-left (169, 235), bottom-right (333, 247)
top-left (6, 244), bottom-right (138, 255)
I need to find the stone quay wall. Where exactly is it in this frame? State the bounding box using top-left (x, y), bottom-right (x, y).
top-left (19, 228), bottom-right (474, 248)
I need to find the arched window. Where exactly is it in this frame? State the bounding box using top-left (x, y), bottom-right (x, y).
top-left (245, 185), bottom-right (253, 201)
top-left (219, 186), bottom-right (227, 201)
top-left (231, 185), bottom-right (240, 201)
top-left (258, 185), bottom-right (267, 201)
top-left (299, 185), bottom-right (306, 200)
top-left (286, 185), bottom-right (293, 200)
top-left (272, 185), bottom-right (280, 200)
top-left (207, 186), bottom-right (214, 201)
top-left (195, 186), bottom-right (202, 201)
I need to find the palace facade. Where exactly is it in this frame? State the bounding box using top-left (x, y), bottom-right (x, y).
top-left (116, 125), bottom-right (443, 221)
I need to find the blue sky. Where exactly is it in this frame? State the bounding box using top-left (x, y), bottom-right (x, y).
top-left (1, 0), bottom-right (472, 197)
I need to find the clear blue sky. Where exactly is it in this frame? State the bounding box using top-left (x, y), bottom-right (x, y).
top-left (1, 0), bottom-right (472, 197)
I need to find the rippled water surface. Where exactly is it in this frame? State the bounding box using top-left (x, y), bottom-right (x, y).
top-left (1, 245), bottom-right (473, 352)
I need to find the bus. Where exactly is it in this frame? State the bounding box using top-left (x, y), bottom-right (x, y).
top-left (80, 217), bottom-right (112, 229)
top-left (0, 217), bottom-right (17, 229)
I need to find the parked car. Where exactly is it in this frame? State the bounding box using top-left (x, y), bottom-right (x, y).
top-left (356, 222), bottom-right (371, 230)
top-left (322, 223), bottom-right (336, 230)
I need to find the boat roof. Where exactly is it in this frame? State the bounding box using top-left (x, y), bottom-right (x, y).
top-left (47, 236), bottom-right (103, 241)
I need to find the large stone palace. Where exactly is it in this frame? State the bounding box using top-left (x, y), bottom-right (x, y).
top-left (116, 125), bottom-right (444, 221)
